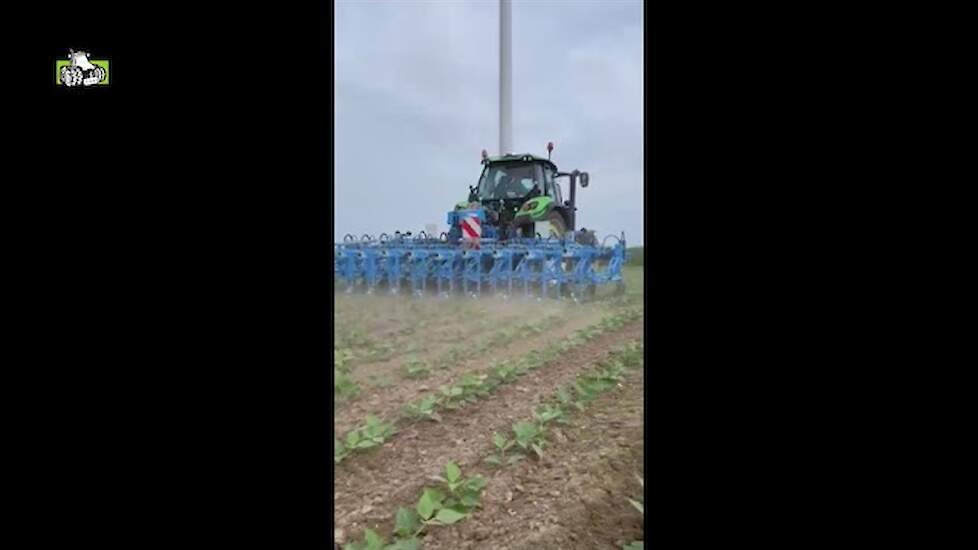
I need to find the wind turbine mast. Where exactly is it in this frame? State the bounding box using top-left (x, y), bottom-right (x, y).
top-left (499, 0), bottom-right (513, 156)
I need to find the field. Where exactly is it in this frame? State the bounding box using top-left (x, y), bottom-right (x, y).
top-left (334, 266), bottom-right (645, 550)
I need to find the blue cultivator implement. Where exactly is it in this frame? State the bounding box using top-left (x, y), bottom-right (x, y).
top-left (334, 145), bottom-right (627, 301)
top-left (335, 233), bottom-right (626, 300)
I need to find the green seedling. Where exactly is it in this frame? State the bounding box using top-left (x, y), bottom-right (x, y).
top-left (335, 348), bottom-right (355, 370)
top-left (572, 378), bottom-right (604, 407)
top-left (383, 539), bottom-right (421, 550)
top-left (488, 327), bottom-right (518, 346)
top-left (512, 357), bottom-right (533, 375)
top-left (342, 526), bottom-right (419, 550)
top-left (342, 328), bottom-right (375, 349)
top-left (342, 528), bottom-right (385, 550)
top-left (541, 345), bottom-right (562, 361)
top-left (407, 462), bottom-right (488, 535)
top-left (512, 421), bottom-right (546, 459)
top-left (403, 358), bottom-right (430, 379)
top-left (336, 416), bottom-right (397, 464)
top-left (518, 359), bottom-right (538, 374)
top-left (581, 327), bottom-right (601, 340)
top-left (438, 384), bottom-right (465, 409)
top-left (335, 370), bottom-right (361, 402)
top-left (490, 361), bottom-right (519, 384)
top-left (435, 461), bottom-right (487, 513)
top-left (623, 542), bottom-right (644, 550)
top-left (403, 340), bottom-right (421, 355)
top-left (534, 403), bottom-right (566, 425)
top-left (458, 373), bottom-right (489, 401)
top-left (335, 437), bottom-right (349, 464)
top-left (405, 395), bottom-right (441, 422)
top-left (484, 431), bottom-right (516, 466)
top-left (481, 372), bottom-right (503, 392)
top-left (596, 361), bottom-right (626, 383)
top-left (439, 347), bottom-right (465, 369)
top-left (358, 416), bottom-right (396, 444)
top-left (555, 385), bottom-right (574, 408)
top-left (414, 487), bottom-right (467, 529)
top-left (618, 342), bottom-right (644, 368)
top-left (394, 506), bottom-right (422, 538)
top-left (366, 343), bottom-right (398, 362)
top-left (522, 350), bottom-right (543, 369)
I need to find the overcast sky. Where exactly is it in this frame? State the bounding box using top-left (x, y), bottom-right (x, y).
top-left (335, 0), bottom-right (644, 245)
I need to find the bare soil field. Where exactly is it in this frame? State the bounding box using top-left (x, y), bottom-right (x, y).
top-left (334, 267), bottom-right (645, 550)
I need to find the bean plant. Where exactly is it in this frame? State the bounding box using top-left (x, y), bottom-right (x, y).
top-left (334, 416), bottom-right (396, 464)
top-left (393, 461), bottom-right (487, 540)
top-left (402, 357), bottom-right (430, 379)
top-left (404, 395), bottom-right (441, 423)
top-left (342, 528), bottom-right (420, 550)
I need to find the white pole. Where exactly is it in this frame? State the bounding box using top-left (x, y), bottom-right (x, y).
top-left (499, 0), bottom-right (512, 156)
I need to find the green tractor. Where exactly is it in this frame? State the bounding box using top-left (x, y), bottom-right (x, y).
top-left (448, 142), bottom-right (597, 245)
top-left (335, 142), bottom-right (627, 298)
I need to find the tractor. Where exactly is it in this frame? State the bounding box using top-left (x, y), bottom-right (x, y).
top-left (334, 143), bottom-right (625, 300)
top-left (446, 143), bottom-right (597, 246)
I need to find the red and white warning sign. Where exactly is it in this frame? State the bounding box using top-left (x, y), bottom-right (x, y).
top-left (460, 215), bottom-right (481, 247)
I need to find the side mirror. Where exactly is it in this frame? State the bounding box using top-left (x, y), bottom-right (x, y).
top-left (579, 172), bottom-right (589, 188)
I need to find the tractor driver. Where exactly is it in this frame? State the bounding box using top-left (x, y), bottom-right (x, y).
top-left (494, 165), bottom-right (540, 199)
top-left (495, 174), bottom-right (525, 198)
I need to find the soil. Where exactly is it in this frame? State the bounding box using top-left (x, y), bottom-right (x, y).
top-left (333, 320), bottom-right (644, 548)
top-left (334, 296), bottom-right (577, 373)
top-left (332, 302), bottom-right (611, 435)
top-left (421, 364), bottom-right (645, 550)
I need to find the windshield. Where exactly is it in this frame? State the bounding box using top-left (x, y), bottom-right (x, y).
top-left (477, 162), bottom-right (543, 201)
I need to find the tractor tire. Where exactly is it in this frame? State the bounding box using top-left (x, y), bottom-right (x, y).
top-left (545, 210), bottom-right (567, 237)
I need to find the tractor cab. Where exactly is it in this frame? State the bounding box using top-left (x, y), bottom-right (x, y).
top-left (451, 146), bottom-right (591, 242)
top-left (474, 155), bottom-right (554, 202)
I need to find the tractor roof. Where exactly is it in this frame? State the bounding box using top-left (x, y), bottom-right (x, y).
top-left (484, 153), bottom-right (557, 170)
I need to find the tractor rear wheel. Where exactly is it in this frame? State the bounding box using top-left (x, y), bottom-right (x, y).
top-left (546, 210), bottom-right (567, 237)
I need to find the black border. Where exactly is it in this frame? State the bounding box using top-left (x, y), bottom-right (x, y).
top-left (12, 0), bottom-right (912, 546)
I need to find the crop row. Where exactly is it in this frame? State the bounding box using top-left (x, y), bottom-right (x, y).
top-left (396, 312), bottom-right (568, 382)
top-left (341, 459), bottom-right (486, 550)
top-left (334, 302), bottom-right (547, 370)
top-left (333, 312), bottom-right (570, 407)
top-left (334, 307), bottom-right (643, 465)
top-left (484, 341), bottom-right (644, 466)
top-left (340, 340), bottom-right (644, 549)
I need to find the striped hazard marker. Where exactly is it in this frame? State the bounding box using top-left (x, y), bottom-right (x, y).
top-left (460, 215), bottom-right (481, 248)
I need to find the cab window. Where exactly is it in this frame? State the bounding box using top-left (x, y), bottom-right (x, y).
top-left (544, 167), bottom-right (562, 203)
top-left (477, 162), bottom-right (543, 200)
